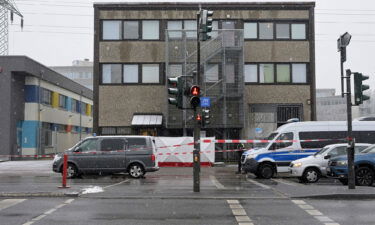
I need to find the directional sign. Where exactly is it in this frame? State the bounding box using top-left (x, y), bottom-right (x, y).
top-left (200, 97), bottom-right (211, 108)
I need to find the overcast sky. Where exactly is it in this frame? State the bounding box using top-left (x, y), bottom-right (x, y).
top-left (8, 0), bottom-right (375, 93)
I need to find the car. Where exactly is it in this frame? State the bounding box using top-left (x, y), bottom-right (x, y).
top-left (289, 143), bottom-right (371, 183)
top-left (328, 144), bottom-right (375, 186)
top-left (52, 135), bottom-right (159, 178)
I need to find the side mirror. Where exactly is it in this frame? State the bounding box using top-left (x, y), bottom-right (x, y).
top-left (74, 147), bottom-right (82, 152)
top-left (324, 155), bottom-right (331, 160)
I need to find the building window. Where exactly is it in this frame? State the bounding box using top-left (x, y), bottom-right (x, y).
top-left (123, 64), bottom-right (139, 83)
top-left (292, 64), bottom-right (307, 83)
top-left (71, 99), bottom-right (77, 113)
top-left (102, 20), bottom-right (121, 40)
top-left (168, 64), bottom-right (183, 78)
top-left (123, 21), bottom-right (139, 39)
top-left (292, 24), bottom-right (306, 40)
top-left (276, 64), bottom-right (291, 83)
top-left (41, 88), bottom-right (52, 105)
top-left (211, 21), bottom-right (219, 38)
top-left (59, 95), bottom-right (67, 109)
top-left (142, 64), bottom-right (160, 83)
top-left (244, 64), bottom-right (258, 82)
top-left (81, 102), bottom-right (87, 115)
top-left (205, 64), bottom-right (219, 82)
top-left (259, 23), bottom-right (273, 39)
top-left (259, 64), bottom-right (274, 83)
top-left (184, 20), bottom-right (196, 38)
top-left (142, 20), bottom-right (159, 40)
top-left (102, 64), bottom-right (122, 84)
top-left (167, 21), bottom-right (182, 38)
top-left (244, 22), bottom-right (257, 39)
top-left (276, 23), bottom-right (290, 39)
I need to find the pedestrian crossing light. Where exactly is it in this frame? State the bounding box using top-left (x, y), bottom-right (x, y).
top-left (200, 10), bottom-right (214, 41)
top-left (202, 108), bottom-right (210, 127)
top-left (354, 72), bottom-right (370, 105)
top-left (168, 76), bottom-right (183, 109)
top-left (189, 85), bottom-right (201, 109)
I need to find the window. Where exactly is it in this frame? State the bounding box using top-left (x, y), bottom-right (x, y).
top-left (274, 132), bottom-right (294, 149)
top-left (244, 64), bottom-right (258, 82)
top-left (142, 64), bottom-right (160, 83)
top-left (123, 21), bottom-right (139, 39)
top-left (211, 21), bottom-right (219, 38)
top-left (142, 20), bottom-right (159, 40)
top-left (71, 99), bottom-right (77, 112)
top-left (42, 123), bottom-right (52, 147)
top-left (276, 64), bottom-right (290, 83)
top-left (184, 20), bottom-right (196, 38)
top-left (205, 64), bottom-right (219, 82)
top-left (244, 22), bottom-right (257, 39)
top-left (59, 95), bottom-right (67, 109)
top-left (100, 138), bottom-right (126, 151)
top-left (77, 138), bottom-right (98, 152)
top-left (292, 24), bottom-right (306, 39)
top-left (101, 127), bottom-right (116, 135)
top-left (102, 21), bottom-right (121, 40)
top-left (41, 88), bottom-right (52, 105)
top-left (259, 23), bottom-right (273, 39)
top-left (123, 64), bottom-right (139, 83)
top-left (168, 64), bottom-right (182, 78)
top-left (127, 138), bottom-right (147, 150)
top-left (276, 24), bottom-right (290, 39)
top-left (167, 21), bottom-right (182, 38)
top-left (292, 64), bottom-right (307, 83)
top-left (300, 131), bottom-right (347, 149)
top-left (259, 64), bottom-right (274, 83)
top-left (102, 64), bottom-right (122, 84)
top-left (81, 102), bottom-right (87, 115)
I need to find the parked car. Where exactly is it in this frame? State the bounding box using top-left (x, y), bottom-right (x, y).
top-left (328, 144), bottom-right (375, 186)
top-left (52, 136), bottom-right (159, 178)
top-left (289, 143), bottom-right (371, 183)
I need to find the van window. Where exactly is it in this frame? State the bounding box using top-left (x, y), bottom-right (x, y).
top-left (77, 139), bottom-right (98, 152)
top-left (100, 138), bottom-right (125, 151)
top-left (299, 131), bottom-right (347, 149)
top-left (270, 132), bottom-right (294, 150)
top-left (127, 138), bottom-right (147, 150)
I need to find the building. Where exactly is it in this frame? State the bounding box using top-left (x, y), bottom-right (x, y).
top-left (93, 2), bottom-right (316, 143)
top-left (0, 56), bottom-right (93, 161)
top-left (316, 89), bottom-right (359, 121)
top-left (51, 59), bottom-right (93, 90)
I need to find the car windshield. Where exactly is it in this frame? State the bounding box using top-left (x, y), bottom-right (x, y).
top-left (361, 145), bottom-right (375, 154)
top-left (254, 132), bottom-right (278, 148)
top-left (314, 146), bottom-right (331, 156)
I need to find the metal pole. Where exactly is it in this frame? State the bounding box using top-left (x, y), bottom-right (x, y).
top-left (193, 9), bottom-right (201, 193)
top-left (345, 70), bottom-right (355, 189)
top-left (79, 90), bottom-right (82, 141)
top-left (340, 48), bottom-right (345, 97)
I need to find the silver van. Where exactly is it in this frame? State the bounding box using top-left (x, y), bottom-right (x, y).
top-left (52, 136), bottom-right (159, 178)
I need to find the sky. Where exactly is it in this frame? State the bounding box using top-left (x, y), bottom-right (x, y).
top-left (8, 0), bottom-right (375, 93)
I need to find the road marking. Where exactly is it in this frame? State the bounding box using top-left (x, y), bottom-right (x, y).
top-left (291, 200), bottom-right (306, 205)
top-left (22, 199), bottom-right (75, 225)
top-left (235, 216), bottom-right (252, 222)
top-left (232, 209), bottom-right (247, 216)
top-left (227, 200), bottom-right (239, 204)
top-left (0, 199), bottom-right (26, 211)
top-left (238, 223), bottom-right (254, 225)
top-left (291, 200), bottom-right (340, 225)
top-left (210, 175), bottom-right (226, 189)
top-left (103, 179), bottom-right (130, 189)
top-left (306, 209), bottom-right (323, 216)
top-left (298, 204), bottom-right (314, 210)
top-left (246, 177), bottom-right (271, 189)
top-left (272, 178), bottom-right (303, 187)
top-left (315, 216), bottom-right (333, 222)
top-left (324, 223), bottom-right (340, 225)
top-left (229, 204), bottom-right (243, 209)
top-left (226, 199), bottom-right (254, 225)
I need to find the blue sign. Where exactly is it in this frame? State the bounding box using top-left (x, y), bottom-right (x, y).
top-left (255, 128), bottom-right (263, 134)
top-left (200, 97), bottom-right (211, 108)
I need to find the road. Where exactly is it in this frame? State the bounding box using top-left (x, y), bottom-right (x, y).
top-left (0, 160), bottom-right (374, 225)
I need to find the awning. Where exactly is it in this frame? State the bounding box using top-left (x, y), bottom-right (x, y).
top-left (131, 114), bottom-right (163, 126)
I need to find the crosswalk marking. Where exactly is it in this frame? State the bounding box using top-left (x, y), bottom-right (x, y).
top-left (0, 199), bottom-right (26, 211)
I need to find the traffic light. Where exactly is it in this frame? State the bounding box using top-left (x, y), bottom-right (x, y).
top-left (354, 72), bottom-right (370, 105)
top-left (202, 108), bottom-right (210, 127)
top-left (199, 10), bottom-right (214, 41)
top-left (189, 85), bottom-right (200, 109)
top-left (195, 113), bottom-right (202, 123)
top-left (168, 76), bottom-right (183, 109)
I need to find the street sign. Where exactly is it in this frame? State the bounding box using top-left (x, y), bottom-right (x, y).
top-left (200, 97), bottom-right (211, 108)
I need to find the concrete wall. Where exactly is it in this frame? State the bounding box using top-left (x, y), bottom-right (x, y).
top-left (0, 68), bottom-right (12, 159)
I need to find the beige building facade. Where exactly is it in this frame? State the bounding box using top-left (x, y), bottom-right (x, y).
top-left (93, 2), bottom-right (316, 141)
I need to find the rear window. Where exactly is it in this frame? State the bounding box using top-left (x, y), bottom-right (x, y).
top-left (127, 138), bottom-right (148, 150)
top-left (100, 138), bottom-right (126, 151)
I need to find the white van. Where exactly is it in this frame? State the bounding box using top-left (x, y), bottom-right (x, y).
top-left (241, 121), bottom-right (375, 179)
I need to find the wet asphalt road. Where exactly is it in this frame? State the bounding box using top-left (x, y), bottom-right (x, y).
top-left (0, 160), bottom-right (375, 225)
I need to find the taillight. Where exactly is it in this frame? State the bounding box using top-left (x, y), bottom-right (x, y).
top-left (151, 154), bottom-right (156, 162)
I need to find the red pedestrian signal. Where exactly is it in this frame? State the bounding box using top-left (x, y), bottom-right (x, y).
top-left (196, 114), bottom-right (202, 121)
top-left (190, 85), bottom-right (200, 96)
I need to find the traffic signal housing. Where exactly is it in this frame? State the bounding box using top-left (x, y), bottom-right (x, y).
top-left (189, 85), bottom-right (201, 109)
top-left (202, 108), bottom-right (210, 127)
top-left (354, 72), bottom-right (370, 105)
top-left (168, 76), bottom-right (183, 109)
top-left (199, 10), bottom-right (214, 41)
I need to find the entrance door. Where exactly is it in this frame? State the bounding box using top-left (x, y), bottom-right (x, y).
top-left (222, 21), bottom-right (235, 47)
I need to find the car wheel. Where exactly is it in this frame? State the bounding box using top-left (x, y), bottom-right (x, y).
top-left (258, 164), bottom-right (274, 179)
top-left (65, 163), bottom-right (79, 179)
top-left (128, 163), bottom-right (145, 179)
top-left (338, 178), bottom-right (348, 185)
top-left (302, 168), bottom-right (320, 183)
top-left (356, 167), bottom-right (374, 186)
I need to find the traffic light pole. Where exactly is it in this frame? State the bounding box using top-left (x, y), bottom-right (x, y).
top-left (345, 70), bottom-right (356, 189)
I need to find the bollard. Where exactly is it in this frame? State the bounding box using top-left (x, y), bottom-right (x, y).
top-left (58, 154), bottom-right (70, 188)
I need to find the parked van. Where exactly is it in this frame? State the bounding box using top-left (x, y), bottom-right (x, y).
top-left (241, 121), bottom-right (375, 179)
top-left (52, 136), bottom-right (159, 178)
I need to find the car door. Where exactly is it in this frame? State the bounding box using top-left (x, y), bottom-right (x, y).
top-left (71, 138), bottom-right (99, 172)
top-left (96, 138), bottom-right (126, 173)
top-left (270, 132), bottom-right (296, 172)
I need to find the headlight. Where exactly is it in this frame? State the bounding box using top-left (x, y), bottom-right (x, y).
top-left (337, 160), bottom-right (348, 166)
top-left (246, 154), bottom-right (255, 159)
top-left (293, 162), bottom-right (303, 168)
top-left (53, 154), bottom-right (62, 162)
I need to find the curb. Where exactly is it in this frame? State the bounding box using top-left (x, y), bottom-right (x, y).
top-left (0, 192), bottom-right (80, 198)
top-left (292, 193), bottom-right (375, 200)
